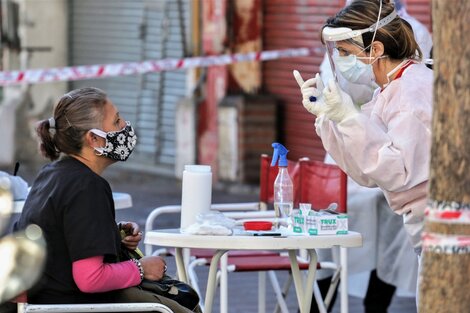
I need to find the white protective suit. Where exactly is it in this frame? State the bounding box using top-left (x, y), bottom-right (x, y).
top-left (315, 2), bottom-right (432, 293)
top-left (316, 63), bottom-right (433, 252)
top-left (323, 154), bottom-right (418, 294)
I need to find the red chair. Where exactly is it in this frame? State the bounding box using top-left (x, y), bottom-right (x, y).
top-left (297, 157), bottom-right (347, 213)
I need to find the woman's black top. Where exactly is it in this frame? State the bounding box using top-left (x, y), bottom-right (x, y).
top-left (15, 157), bottom-right (122, 304)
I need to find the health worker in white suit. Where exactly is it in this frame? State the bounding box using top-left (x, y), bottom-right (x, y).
top-left (313, 1), bottom-right (432, 311)
top-left (293, 0), bottom-right (433, 302)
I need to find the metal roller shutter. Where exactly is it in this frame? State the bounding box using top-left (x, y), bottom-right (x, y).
top-left (407, 0), bottom-right (432, 29)
top-left (69, 0), bottom-right (189, 174)
top-left (262, 0), bottom-right (344, 161)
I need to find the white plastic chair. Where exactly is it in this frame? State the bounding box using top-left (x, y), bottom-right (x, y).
top-left (19, 302), bottom-right (173, 312)
top-left (144, 204), bottom-right (265, 311)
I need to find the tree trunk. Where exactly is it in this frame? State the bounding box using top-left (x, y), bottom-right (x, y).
top-left (419, 1), bottom-right (470, 312)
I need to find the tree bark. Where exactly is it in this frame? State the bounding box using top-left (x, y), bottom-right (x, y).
top-left (420, 1), bottom-right (470, 312)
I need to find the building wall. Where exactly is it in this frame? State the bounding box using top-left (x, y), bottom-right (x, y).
top-left (3, 0), bottom-right (68, 115)
top-left (1, 0), bottom-right (68, 167)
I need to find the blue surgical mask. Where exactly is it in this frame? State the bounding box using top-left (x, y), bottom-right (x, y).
top-left (333, 53), bottom-right (376, 85)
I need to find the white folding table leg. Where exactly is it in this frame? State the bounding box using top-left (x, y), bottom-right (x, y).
top-left (175, 247), bottom-right (188, 283)
top-left (340, 247), bottom-right (348, 313)
top-left (220, 253), bottom-right (228, 313)
top-left (205, 250), bottom-right (228, 313)
top-left (288, 249), bottom-right (317, 313)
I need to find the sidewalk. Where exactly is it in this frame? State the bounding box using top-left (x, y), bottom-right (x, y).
top-left (5, 163), bottom-right (417, 313)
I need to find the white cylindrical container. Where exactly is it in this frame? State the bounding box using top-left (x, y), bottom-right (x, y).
top-left (180, 165), bottom-right (212, 230)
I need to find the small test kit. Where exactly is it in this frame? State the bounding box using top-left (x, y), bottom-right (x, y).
top-left (292, 203), bottom-right (348, 235)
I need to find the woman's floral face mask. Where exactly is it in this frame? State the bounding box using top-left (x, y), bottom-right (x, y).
top-left (90, 121), bottom-right (137, 161)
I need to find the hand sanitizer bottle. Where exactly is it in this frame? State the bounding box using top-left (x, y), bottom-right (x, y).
top-left (271, 142), bottom-right (293, 230)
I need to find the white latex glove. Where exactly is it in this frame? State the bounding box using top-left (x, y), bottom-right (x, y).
top-left (322, 79), bottom-right (358, 123)
top-left (293, 70), bottom-right (326, 116)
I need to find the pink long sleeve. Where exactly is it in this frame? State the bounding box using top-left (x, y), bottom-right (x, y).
top-left (72, 255), bottom-right (141, 293)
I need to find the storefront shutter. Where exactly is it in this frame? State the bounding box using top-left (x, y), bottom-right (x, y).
top-left (262, 0), bottom-right (344, 161)
top-left (69, 0), bottom-right (189, 175)
top-left (407, 0), bottom-right (432, 29)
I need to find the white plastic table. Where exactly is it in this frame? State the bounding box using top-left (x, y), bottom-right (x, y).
top-left (145, 229), bottom-right (362, 313)
top-left (12, 192), bottom-right (133, 213)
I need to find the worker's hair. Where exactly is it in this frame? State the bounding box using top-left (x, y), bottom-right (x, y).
top-left (36, 87), bottom-right (108, 161)
top-left (322, 0), bottom-right (422, 61)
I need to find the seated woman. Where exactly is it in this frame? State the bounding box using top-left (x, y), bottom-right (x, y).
top-left (14, 87), bottom-right (198, 313)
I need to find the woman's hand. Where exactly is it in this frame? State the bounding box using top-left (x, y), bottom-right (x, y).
top-left (322, 79), bottom-right (358, 123)
top-left (293, 70), bottom-right (326, 116)
top-left (119, 221), bottom-right (142, 251)
top-left (139, 256), bottom-right (167, 281)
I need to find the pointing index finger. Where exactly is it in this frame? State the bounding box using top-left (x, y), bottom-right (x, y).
top-left (293, 70), bottom-right (304, 87)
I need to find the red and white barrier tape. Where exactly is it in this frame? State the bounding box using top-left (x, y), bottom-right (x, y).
top-left (422, 232), bottom-right (470, 254)
top-left (425, 200), bottom-right (470, 224)
top-left (0, 47), bottom-right (320, 86)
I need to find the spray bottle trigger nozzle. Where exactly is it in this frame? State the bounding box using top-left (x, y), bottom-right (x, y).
top-left (271, 142), bottom-right (289, 167)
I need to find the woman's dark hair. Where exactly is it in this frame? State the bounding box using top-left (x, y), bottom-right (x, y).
top-left (323, 0), bottom-right (422, 61)
top-left (36, 87), bottom-right (108, 161)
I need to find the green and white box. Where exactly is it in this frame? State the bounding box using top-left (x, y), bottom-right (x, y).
top-left (293, 212), bottom-right (348, 235)
top-left (293, 215), bottom-right (306, 234)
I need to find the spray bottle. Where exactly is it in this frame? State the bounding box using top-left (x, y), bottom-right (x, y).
top-left (271, 142), bottom-right (294, 229)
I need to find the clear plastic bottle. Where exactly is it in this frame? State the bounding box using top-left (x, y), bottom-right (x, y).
top-left (271, 143), bottom-right (294, 229)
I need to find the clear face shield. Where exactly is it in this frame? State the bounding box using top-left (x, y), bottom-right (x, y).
top-left (322, 8), bottom-right (398, 84)
top-left (323, 28), bottom-right (368, 83)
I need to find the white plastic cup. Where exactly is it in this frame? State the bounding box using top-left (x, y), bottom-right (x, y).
top-left (180, 165), bottom-right (212, 230)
